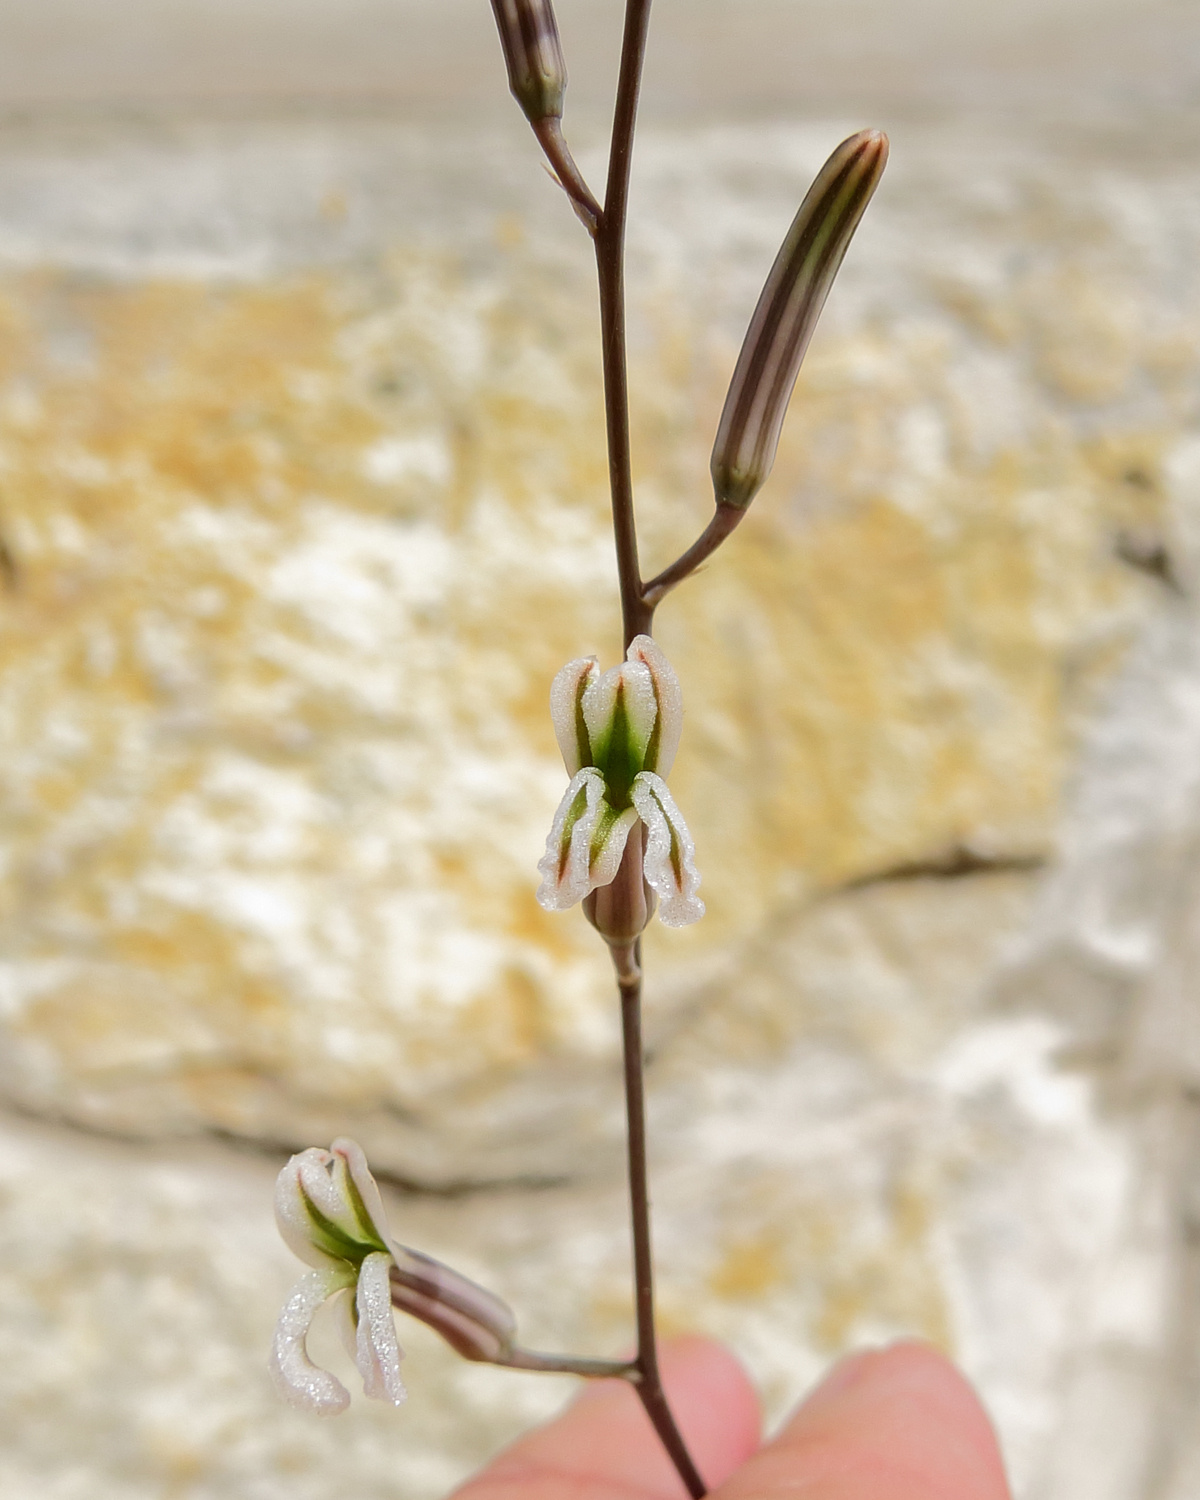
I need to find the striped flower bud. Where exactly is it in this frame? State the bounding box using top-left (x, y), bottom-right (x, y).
top-left (711, 128), bottom-right (888, 509)
top-left (490, 0), bottom-right (567, 124)
top-left (537, 635), bottom-right (703, 932)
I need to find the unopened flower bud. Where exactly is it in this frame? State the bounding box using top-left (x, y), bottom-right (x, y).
top-left (390, 1252), bottom-right (517, 1364)
top-left (490, 0), bottom-right (567, 124)
top-left (711, 128), bottom-right (888, 510)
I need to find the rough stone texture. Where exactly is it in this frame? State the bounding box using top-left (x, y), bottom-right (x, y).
top-left (1, 2), bottom-right (1199, 1496)
top-left (0, 113), bottom-right (1180, 1179)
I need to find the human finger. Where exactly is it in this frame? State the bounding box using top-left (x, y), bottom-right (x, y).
top-left (453, 1336), bottom-right (761, 1500)
top-left (713, 1342), bottom-right (1011, 1500)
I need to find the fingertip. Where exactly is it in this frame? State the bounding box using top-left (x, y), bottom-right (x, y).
top-left (802, 1340), bottom-right (972, 1412)
top-left (659, 1335), bottom-right (763, 1480)
top-left (455, 1336), bottom-right (759, 1500)
top-left (717, 1340), bottom-right (1011, 1500)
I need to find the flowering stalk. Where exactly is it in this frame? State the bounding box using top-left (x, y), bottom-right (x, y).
top-left (270, 5), bottom-right (885, 1496)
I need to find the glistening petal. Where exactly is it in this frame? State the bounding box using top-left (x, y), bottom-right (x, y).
top-left (275, 1146), bottom-right (389, 1268)
top-left (537, 770), bottom-right (636, 911)
top-left (579, 661), bottom-right (619, 760)
top-left (627, 635), bottom-right (683, 776)
top-left (588, 803), bottom-right (639, 892)
top-left (631, 773), bottom-right (705, 927)
top-left (537, 768), bottom-right (600, 910)
top-left (330, 1138), bottom-right (399, 1259)
top-left (355, 1252), bottom-right (407, 1406)
top-left (269, 1265), bottom-right (356, 1415)
top-left (274, 1149), bottom-right (345, 1269)
top-left (549, 656), bottom-right (598, 775)
top-left (582, 655), bottom-right (658, 779)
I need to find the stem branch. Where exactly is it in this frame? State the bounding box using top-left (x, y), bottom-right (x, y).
top-left (497, 1347), bottom-right (636, 1379)
top-left (533, 117), bottom-right (602, 234)
top-left (642, 502), bottom-right (746, 608)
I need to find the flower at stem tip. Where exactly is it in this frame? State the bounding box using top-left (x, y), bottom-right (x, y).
top-left (270, 1139), bottom-right (517, 1415)
top-left (537, 635), bottom-right (704, 939)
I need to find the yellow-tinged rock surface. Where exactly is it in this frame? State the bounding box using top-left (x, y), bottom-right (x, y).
top-left (0, 149), bottom-right (1173, 1173)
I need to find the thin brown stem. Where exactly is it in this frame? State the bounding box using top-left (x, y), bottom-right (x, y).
top-left (533, 117), bottom-right (602, 234)
top-left (642, 501), bottom-right (746, 608)
top-left (592, 4), bottom-right (706, 1494)
top-left (596, 0), bottom-right (654, 650)
top-left (498, 1347), bottom-right (637, 1378)
top-left (619, 965), bottom-right (706, 1498)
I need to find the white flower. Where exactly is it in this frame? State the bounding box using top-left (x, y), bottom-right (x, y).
top-left (536, 634), bottom-right (703, 929)
top-left (270, 1138), bottom-right (516, 1415)
top-left (269, 1139), bottom-right (407, 1414)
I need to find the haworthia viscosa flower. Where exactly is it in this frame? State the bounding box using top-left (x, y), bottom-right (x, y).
top-left (538, 635), bottom-right (703, 931)
top-left (270, 1139), bottom-right (517, 1413)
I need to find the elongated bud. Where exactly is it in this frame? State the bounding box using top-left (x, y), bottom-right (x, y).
top-left (390, 1251), bottom-right (517, 1364)
top-left (711, 129), bottom-right (888, 509)
top-left (490, 0), bottom-right (567, 124)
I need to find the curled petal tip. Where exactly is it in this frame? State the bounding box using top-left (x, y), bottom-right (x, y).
top-left (270, 1266), bottom-right (356, 1415)
top-left (632, 773), bottom-right (704, 927)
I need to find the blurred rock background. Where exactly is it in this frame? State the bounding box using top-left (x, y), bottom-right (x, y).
top-left (1, 1), bottom-right (1199, 1496)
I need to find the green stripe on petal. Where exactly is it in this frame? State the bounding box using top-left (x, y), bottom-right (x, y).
top-left (557, 780), bottom-right (591, 880)
top-left (301, 1187), bottom-right (383, 1266)
top-left (549, 656), bottom-right (598, 775)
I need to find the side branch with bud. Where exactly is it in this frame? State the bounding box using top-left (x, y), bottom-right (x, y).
top-left (267, 3), bottom-right (887, 1497)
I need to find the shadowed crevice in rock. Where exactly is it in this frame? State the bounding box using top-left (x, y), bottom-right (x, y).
top-left (843, 844), bottom-right (1047, 890)
top-left (218, 1128), bottom-right (577, 1199)
top-left (1115, 527), bottom-right (1187, 596)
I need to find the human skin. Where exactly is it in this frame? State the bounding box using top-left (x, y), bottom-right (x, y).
top-left (453, 1338), bottom-right (1013, 1500)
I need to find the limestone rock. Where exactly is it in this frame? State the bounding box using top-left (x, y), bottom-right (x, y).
top-left (0, 112), bottom-right (1182, 1183)
top-left (0, 4), bottom-right (1198, 1495)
